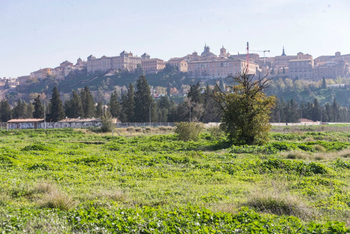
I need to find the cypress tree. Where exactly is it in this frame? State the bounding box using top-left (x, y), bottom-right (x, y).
top-left (126, 83), bottom-right (135, 122)
top-left (134, 76), bottom-right (155, 122)
top-left (33, 95), bottom-right (44, 118)
top-left (49, 86), bottom-right (65, 122)
top-left (0, 99), bottom-right (11, 122)
top-left (321, 77), bottom-right (327, 89)
top-left (109, 90), bottom-right (121, 118)
top-left (66, 90), bottom-right (83, 118)
top-left (26, 102), bottom-right (34, 118)
top-left (120, 94), bottom-right (129, 122)
top-left (80, 86), bottom-right (95, 118)
top-left (12, 99), bottom-right (26, 119)
top-left (95, 101), bottom-right (103, 117)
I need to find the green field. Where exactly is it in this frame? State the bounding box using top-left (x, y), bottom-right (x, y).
top-left (1, 127), bottom-right (350, 233)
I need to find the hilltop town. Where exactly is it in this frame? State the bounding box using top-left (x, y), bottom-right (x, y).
top-left (4, 45), bottom-right (349, 86)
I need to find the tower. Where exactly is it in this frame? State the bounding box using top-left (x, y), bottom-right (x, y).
top-left (220, 46), bottom-right (227, 58)
top-left (281, 46), bottom-right (286, 56)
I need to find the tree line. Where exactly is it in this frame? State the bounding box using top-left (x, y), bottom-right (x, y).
top-left (270, 98), bottom-right (349, 123)
top-left (2, 74), bottom-right (346, 124)
top-left (0, 75), bottom-right (222, 123)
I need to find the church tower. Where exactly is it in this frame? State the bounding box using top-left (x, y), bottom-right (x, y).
top-left (281, 46), bottom-right (286, 56)
top-left (220, 46), bottom-right (227, 58)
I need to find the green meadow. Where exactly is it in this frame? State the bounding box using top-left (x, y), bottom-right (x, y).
top-left (1, 126), bottom-right (350, 233)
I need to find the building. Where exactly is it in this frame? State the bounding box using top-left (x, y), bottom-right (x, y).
top-left (188, 58), bottom-right (259, 79)
top-left (87, 51), bottom-right (144, 73)
top-left (141, 58), bottom-right (165, 74)
top-left (313, 60), bottom-right (350, 80)
top-left (288, 59), bottom-right (314, 80)
top-left (187, 45), bottom-right (259, 78)
top-left (30, 68), bottom-right (52, 80)
top-left (17, 76), bottom-right (30, 85)
top-left (167, 58), bottom-right (188, 72)
top-left (7, 119), bottom-right (44, 129)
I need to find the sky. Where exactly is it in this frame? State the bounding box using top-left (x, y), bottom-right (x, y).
top-left (1, 0), bottom-right (349, 78)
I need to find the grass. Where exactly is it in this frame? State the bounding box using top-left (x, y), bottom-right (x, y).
top-left (1, 128), bottom-right (350, 232)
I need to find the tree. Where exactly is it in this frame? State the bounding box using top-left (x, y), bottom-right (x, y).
top-left (214, 70), bottom-right (276, 145)
top-left (49, 86), bottom-right (65, 122)
top-left (188, 82), bottom-right (204, 104)
top-left (33, 95), bottom-right (44, 118)
top-left (0, 99), bottom-right (11, 122)
top-left (126, 83), bottom-right (135, 122)
top-left (26, 102), bottom-right (34, 118)
top-left (65, 91), bottom-right (83, 118)
top-left (321, 77), bottom-right (327, 89)
top-left (109, 90), bottom-right (121, 118)
top-left (134, 76), bottom-right (155, 122)
top-left (80, 86), bottom-right (95, 118)
top-left (95, 101), bottom-right (103, 117)
top-left (12, 99), bottom-right (26, 119)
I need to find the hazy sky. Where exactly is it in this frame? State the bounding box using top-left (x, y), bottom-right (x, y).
top-left (1, 0), bottom-right (349, 77)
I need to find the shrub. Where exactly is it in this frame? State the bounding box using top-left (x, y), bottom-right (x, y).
top-left (175, 122), bottom-right (204, 142)
top-left (207, 126), bottom-right (225, 140)
top-left (101, 115), bottom-right (114, 133)
top-left (127, 127), bottom-right (134, 132)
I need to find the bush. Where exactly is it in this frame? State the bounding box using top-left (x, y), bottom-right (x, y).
top-left (101, 115), bottom-right (114, 133)
top-left (175, 122), bottom-right (204, 141)
top-left (207, 126), bottom-right (225, 140)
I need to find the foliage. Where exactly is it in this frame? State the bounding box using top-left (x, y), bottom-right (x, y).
top-left (1, 129), bottom-right (350, 232)
top-left (101, 113), bottom-right (114, 132)
top-left (49, 87), bottom-right (65, 122)
top-left (175, 122), bottom-right (204, 141)
top-left (215, 71), bottom-right (276, 145)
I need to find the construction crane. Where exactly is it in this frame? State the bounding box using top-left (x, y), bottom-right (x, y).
top-left (250, 49), bottom-right (271, 65)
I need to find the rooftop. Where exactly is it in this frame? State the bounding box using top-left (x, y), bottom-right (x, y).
top-left (8, 118), bottom-right (44, 123)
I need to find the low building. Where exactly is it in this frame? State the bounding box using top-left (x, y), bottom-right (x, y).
top-left (57, 118), bottom-right (102, 128)
top-left (7, 119), bottom-right (44, 129)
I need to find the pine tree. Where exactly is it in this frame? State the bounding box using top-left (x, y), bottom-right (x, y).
top-left (0, 99), bottom-right (11, 122)
top-left (33, 95), bottom-right (44, 118)
top-left (188, 82), bottom-right (204, 104)
top-left (120, 94), bottom-right (129, 122)
top-left (312, 99), bottom-right (321, 121)
top-left (321, 77), bottom-right (327, 89)
top-left (49, 86), bottom-right (65, 122)
top-left (214, 70), bottom-right (275, 145)
top-left (126, 83), bottom-right (135, 122)
top-left (12, 100), bottom-right (26, 119)
top-left (80, 86), bottom-right (95, 118)
top-left (26, 102), bottom-right (34, 118)
top-left (109, 90), bottom-right (121, 118)
top-left (134, 76), bottom-right (155, 122)
top-left (95, 101), bottom-right (103, 117)
top-left (65, 90), bottom-right (83, 118)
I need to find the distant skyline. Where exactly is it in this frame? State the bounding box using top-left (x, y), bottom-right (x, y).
top-left (1, 0), bottom-right (349, 77)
